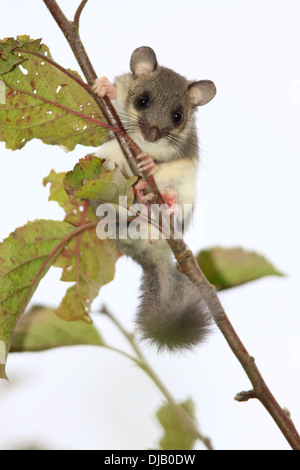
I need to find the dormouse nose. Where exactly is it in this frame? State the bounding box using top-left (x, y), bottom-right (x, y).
top-left (143, 126), bottom-right (161, 142)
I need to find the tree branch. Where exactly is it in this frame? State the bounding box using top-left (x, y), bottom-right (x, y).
top-left (73, 0), bottom-right (88, 29)
top-left (43, 0), bottom-right (300, 450)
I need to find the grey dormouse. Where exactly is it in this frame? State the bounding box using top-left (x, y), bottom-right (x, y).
top-left (93, 46), bottom-right (216, 352)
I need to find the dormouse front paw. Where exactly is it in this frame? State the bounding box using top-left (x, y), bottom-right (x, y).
top-left (92, 76), bottom-right (117, 100)
top-left (136, 152), bottom-right (159, 176)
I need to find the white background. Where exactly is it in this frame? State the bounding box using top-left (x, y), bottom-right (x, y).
top-left (0, 0), bottom-right (299, 450)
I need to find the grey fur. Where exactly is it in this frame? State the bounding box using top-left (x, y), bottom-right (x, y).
top-left (117, 238), bottom-right (212, 352)
top-left (115, 53), bottom-right (215, 164)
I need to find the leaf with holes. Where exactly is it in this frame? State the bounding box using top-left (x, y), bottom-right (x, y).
top-left (10, 305), bottom-right (105, 352)
top-left (196, 246), bottom-right (284, 290)
top-left (0, 36), bottom-right (109, 150)
top-left (0, 219), bottom-right (76, 379)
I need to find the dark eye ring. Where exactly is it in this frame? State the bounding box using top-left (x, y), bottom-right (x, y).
top-left (172, 110), bottom-right (184, 124)
top-left (135, 95), bottom-right (150, 109)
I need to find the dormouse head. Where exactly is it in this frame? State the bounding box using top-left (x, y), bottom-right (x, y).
top-left (117, 46), bottom-right (216, 159)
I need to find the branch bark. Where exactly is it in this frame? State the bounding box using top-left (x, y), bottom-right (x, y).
top-left (43, 0), bottom-right (300, 450)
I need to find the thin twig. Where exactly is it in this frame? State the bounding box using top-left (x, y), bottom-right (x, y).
top-left (104, 345), bottom-right (142, 367)
top-left (73, 0), bottom-right (88, 28)
top-left (43, 0), bottom-right (300, 450)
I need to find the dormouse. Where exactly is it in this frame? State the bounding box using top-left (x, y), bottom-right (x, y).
top-left (93, 46), bottom-right (216, 351)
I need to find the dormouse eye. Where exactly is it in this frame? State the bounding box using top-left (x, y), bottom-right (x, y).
top-left (172, 110), bottom-right (184, 124)
top-left (135, 94), bottom-right (150, 109)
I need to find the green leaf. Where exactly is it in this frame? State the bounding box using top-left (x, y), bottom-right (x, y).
top-left (0, 36), bottom-right (109, 150)
top-left (0, 38), bottom-right (26, 74)
top-left (63, 155), bottom-right (105, 196)
top-left (196, 246), bottom-right (284, 290)
top-left (0, 219), bottom-right (75, 379)
top-left (75, 167), bottom-right (137, 206)
top-left (43, 166), bottom-right (121, 322)
top-left (156, 399), bottom-right (197, 450)
top-left (43, 169), bottom-right (75, 213)
top-left (64, 156), bottom-right (137, 206)
top-left (10, 305), bottom-right (104, 352)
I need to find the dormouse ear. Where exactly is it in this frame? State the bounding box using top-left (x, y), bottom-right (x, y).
top-left (130, 46), bottom-right (157, 78)
top-left (188, 80), bottom-right (216, 106)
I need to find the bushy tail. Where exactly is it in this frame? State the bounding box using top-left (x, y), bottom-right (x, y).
top-left (117, 238), bottom-right (212, 352)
